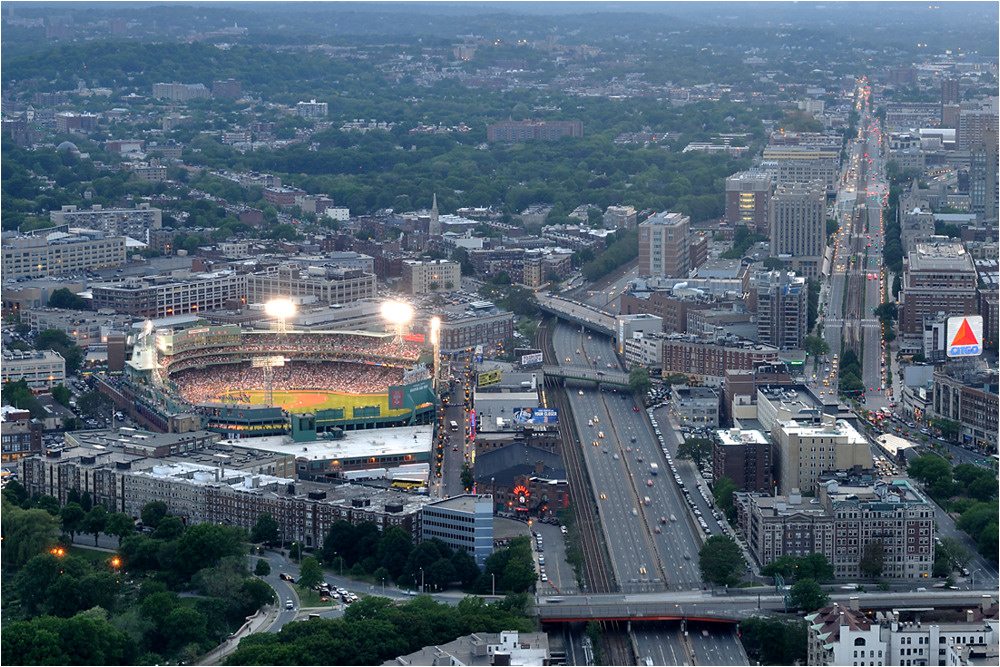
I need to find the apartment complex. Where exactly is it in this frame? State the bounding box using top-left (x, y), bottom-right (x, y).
top-left (2, 231), bottom-right (128, 280)
top-left (152, 82), bottom-right (210, 101)
top-left (420, 494), bottom-right (494, 567)
top-left (638, 211), bottom-right (690, 278)
top-left (522, 249), bottom-right (573, 288)
top-left (296, 99), bottom-right (328, 119)
top-left (807, 601), bottom-right (998, 667)
top-left (486, 119), bottom-right (583, 142)
top-left (772, 415), bottom-right (872, 495)
top-left (49, 203), bottom-right (162, 240)
top-left (725, 170), bottom-right (772, 233)
top-left (899, 240), bottom-right (978, 335)
top-left (752, 269), bottom-right (808, 350)
top-left (90, 271), bottom-right (246, 318)
top-left (603, 205), bottom-right (638, 229)
top-left (401, 259), bottom-right (461, 294)
top-left (737, 476), bottom-right (934, 581)
top-left (661, 334), bottom-right (779, 382)
top-left (17, 444), bottom-right (432, 552)
top-left (769, 181), bottom-right (825, 279)
top-left (713, 428), bottom-right (773, 492)
top-left (0, 348), bottom-right (66, 390)
top-left (245, 264), bottom-right (378, 306)
top-left (0, 406), bottom-right (43, 462)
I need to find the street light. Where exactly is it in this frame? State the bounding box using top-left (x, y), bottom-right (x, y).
top-left (491, 572), bottom-right (495, 597)
top-left (264, 298), bottom-right (296, 336)
top-left (382, 576), bottom-right (386, 596)
top-left (420, 566), bottom-right (425, 593)
top-left (382, 300), bottom-right (413, 349)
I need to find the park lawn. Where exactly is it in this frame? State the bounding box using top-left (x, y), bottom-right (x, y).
top-left (67, 543), bottom-right (117, 566)
top-left (235, 389), bottom-right (412, 418)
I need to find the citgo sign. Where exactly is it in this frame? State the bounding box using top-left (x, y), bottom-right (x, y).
top-left (946, 315), bottom-right (983, 358)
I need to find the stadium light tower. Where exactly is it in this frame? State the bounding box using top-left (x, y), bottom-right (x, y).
top-left (430, 316), bottom-right (441, 392)
top-left (265, 298), bottom-right (296, 336)
top-left (251, 355), bottom-right (285, 407)
top-left (381, 300), bottom-right (413, 350)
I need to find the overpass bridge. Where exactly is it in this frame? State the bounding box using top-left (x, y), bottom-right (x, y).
top-left (537, 295), bottom-right (616, 337)
top-left (543, 365), bottom-right (630, 387)
top-left (535, 589), bottom-right (997, 624)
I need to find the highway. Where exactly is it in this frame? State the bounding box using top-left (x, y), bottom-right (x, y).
top-left (557, 321), bottom-right (711, 593)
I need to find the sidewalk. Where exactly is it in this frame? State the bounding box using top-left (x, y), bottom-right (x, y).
top-left (197, 603), bottom-right (278, 666)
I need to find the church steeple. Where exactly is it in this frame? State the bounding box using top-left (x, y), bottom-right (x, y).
top-left (429, 192), bottom-right (441, 236)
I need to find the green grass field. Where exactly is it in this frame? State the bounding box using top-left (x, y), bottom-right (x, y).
top-left (218, 389), bottom-right (411, 417)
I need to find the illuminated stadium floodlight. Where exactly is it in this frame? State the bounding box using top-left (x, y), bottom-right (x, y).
top-left (382, 300), bottom-right (414, 349)
top-left (252, 355), bottom-right (286, 407)
top-left (430, 316), bottom-right (442, 392)
top-left (264, 298), bottom-right (296, 336)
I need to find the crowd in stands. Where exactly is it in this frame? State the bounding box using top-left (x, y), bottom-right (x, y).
top-left (160, 333), bottom-right (421, 370)
top-left (170, 360), bottom-right (405, 405)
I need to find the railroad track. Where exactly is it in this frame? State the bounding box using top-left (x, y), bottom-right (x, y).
top-left (536, 319), bottom-right (615, 595)
top-left (601, 620), bottom-right (634, 666)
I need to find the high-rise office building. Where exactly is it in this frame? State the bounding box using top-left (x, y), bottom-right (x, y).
top-left (941, 78), bottom-right (961, 108)
top-left (638, 212), bottom-right (690, 278)
top-left (969, 126), bottom-right (998, 221)
top-left (725, 170), bottom-right (772, 233)
top-left (769, 182), bottom-right (825, 279)
top-left (899, 240), bottom-right (978, 335)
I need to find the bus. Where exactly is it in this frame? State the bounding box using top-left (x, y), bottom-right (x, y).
top-left (391, 480), bottom-right (425, 490)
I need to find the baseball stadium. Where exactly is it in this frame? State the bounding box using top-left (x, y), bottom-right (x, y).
top-left (122, 322), bottom-right (438, 436)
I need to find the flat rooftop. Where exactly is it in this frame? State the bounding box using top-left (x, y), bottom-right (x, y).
top-left (716, 428), bottom-right (769, 446)
top-left (427, 494), bottom-right (492, 513)
top-left (218, 424), bottom-right (433, 462)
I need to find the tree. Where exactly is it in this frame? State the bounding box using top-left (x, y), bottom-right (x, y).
top-left (1, 500), bottom-right (59, 568)
top-left (859, 541), bottom-right (885, 578)
top-left (739, 617), bottom-right (808, 666)
top-left (797, 552), bottom-right (834, 581)
top-left (761, 555), bottom-right (798, 580)
top-left (790, 579), bottom-right (829, 612)
top-left (52, 384), bottom-right (73, 407)
top-left (298, 556), bottom-right (324, 589)
top-left (254, 558), bottom-right (271, 577)
top-left (152, 516), bottom-right (185, 541)
top-left (250, 512), bottom-right (279, 545)
top-left (711, 477), bottom-right (737, 520)
top-left (677, 438), bottom-right (712, 468)
top-left (803, 335), bottom-right (830, 359)
top-left (104, 512), bottom-right (135, 544)
top-left (460, 464), bottom-right (475, 493)
top-left (140, 501), bottom-right (168, 529)
top-left (48, 287), bottom-right (89, 310)
top-left (906, 454), bottom-right (952, 486)
top-left (60, 502), bottom-right (86, 538)
top-left (628, 366), bottom-right (652, 395)
top-left (84, 505), bottom-right (108, 546)
top-left (698, 535), bottom-right (745, 587)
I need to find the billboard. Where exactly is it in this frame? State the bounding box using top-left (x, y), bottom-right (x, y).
top-left (388, 378), bottom-right (434, 410)
top-left (946, 316), bottom-right (983, 357)
top-left (512, 407), bottom-right (559, 424)
top-left (520, 352), bottom-right (544, 367)
top-left (404, 333), bottom-right (425, 343)
top-left (478, 369), bottom-right (502, 387)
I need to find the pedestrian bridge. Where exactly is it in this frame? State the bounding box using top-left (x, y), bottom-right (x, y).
top-left (537, 295), bottom-right (616, 337)
top-left (543, 365), bottom-right (630, 387)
